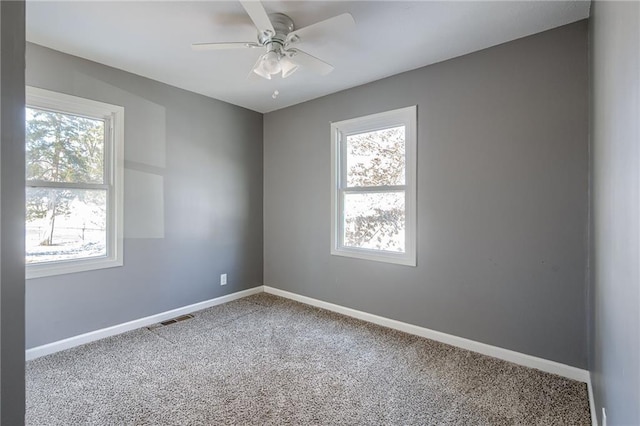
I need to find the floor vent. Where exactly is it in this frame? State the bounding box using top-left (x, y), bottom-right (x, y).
top-left (147, 314), bottom-right (194, 330)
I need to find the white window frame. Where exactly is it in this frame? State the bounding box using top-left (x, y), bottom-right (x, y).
top-left (25, 86), bottom-right (124, 279)
top-left (330, 105), bottom-right (417, 266)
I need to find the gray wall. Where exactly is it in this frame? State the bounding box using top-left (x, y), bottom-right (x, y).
top-left (25, 44), bottom-right (263, 348)
top-left (1, 1), bottom-right (26, 423)
top-left (264, 21), bottom-right (589, 368)
top-left (589, 2), bottom-right (640, 424)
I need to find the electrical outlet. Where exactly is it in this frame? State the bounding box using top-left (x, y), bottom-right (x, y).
top-left (602, 407), bottom-right (607, 426)
top-left (220, 274), bottom-right (227, 286)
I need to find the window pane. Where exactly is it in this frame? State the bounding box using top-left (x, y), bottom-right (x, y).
top-left (26, 107), bottom-right (105, 184)
top-left (343, 191), bottom-right (405, 252)
top-left (26, 188), bottom-right (107, 264)
top-left (346, 126), bottom-right (405, 187)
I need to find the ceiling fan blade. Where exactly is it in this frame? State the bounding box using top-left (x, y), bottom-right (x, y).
top-left (287, 13), bottom-right (355, 44)
top-left (191, 42), bottom-right (261, 51)
top-left (288, 49), bottom-right (334, 76)
top-left (239, 0), bottom-right (275, 35)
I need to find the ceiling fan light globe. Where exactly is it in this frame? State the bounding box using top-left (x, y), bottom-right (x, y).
top-left (252, 59), bottom-right (272, 80)
top-left (280, 57), bottom-right (299, 78)
top-left (262, 51), bottom-right (282, 74)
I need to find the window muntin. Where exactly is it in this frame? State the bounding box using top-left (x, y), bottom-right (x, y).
top-left (25, 87), bottom-right (124, 279)
top-left (331, 106), bottom-right (417, 266)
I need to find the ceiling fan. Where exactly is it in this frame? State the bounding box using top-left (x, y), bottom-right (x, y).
top-left (192, 0), bottom-right (355, 80)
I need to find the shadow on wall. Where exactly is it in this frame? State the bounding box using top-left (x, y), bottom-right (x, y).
top-left (64, 70), bottom-right (170, 240)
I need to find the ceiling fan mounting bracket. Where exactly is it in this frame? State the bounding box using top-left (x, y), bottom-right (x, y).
top-left (258, 13), bottom-right (295, 46)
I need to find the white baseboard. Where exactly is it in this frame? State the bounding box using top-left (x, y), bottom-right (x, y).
top-left (27, 284), bottom-right (595, 424)
top-left (263, 286), bottom-right (590, 383)
top-left (588, 372), bottom-right (598, 426)
top-left (25, 286), bottom-right (263, 361)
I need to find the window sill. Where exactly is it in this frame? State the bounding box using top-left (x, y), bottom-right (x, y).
top-left (26, 257), bottom-right (123, 280)
top-left (331, 247), bottom-right (416, 267)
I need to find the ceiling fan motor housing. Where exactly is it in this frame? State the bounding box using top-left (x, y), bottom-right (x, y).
top-left (258, 13), bottom-right (296, 52)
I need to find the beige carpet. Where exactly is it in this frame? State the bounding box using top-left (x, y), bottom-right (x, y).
top-left (26, 293), bottom-right (591, 425)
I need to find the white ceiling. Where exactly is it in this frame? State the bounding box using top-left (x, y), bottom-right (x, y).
top-left (26, 1), bottom-right (590, 113)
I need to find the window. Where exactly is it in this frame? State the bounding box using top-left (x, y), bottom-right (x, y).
top-left (25, 87), bottom-right (124, 279)
top-left (331, 106), bottom-right (417, 266)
